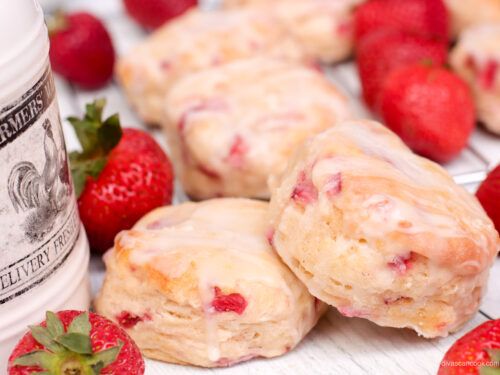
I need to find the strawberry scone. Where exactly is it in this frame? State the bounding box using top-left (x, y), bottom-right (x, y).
top-left (164, 57), bottom-right (351, 200)
top-left (444, 0), bottom-right (500, 37)
top-left (222, 0), bottom-right (365, 63)
top-left (95, 199), bottom-right (325, 367)
top-left (450, 23), bottom-right (500, 135)
top-left (269, 120), bottom-right (499, 338)
top-left (116, 9), bottom-right (305, 126)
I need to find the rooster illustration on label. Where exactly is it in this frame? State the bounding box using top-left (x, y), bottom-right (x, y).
top-left (7, 118), bottom-right (72, 242)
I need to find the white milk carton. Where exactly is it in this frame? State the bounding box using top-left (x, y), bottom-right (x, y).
top-left (0, 0), bottom-right (91, 367)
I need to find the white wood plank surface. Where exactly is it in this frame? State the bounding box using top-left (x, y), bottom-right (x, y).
top-left (46, 0), bottom-right (499, 374)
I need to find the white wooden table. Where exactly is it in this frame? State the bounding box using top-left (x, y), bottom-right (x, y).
top-left (50, 1), bottom-right (499, 374)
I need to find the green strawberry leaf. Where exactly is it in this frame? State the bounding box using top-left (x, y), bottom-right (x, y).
top-left (45, 311), bottom-right (64, 338)
top-left (98, 114), bottom-right (122, 153)
top-left (67, 118), bottom-right (99, 155)
top-left (69, 155), bottom-right (107, 198)
top-left (87, 341), bottom-right (124, 373)
top-left (86, 98), bottom-right (106, 123)
top-left (68, 99), bottom-right (123, 198)
top-left (67, 312), bottom-right (91, 336)
top-left (55, 333), bottom-right (92, 354)
top-left (30, 326), bottom-right (62, 353)
top-left (13, 350), bottom-right (55, 369)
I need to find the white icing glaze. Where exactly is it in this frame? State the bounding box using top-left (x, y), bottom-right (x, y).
top-left (304, 121), bottom-right (498, 272)
top-left (117, 199), bottom-right (302, 362)
top-left (165, 57), bottom-right (351, 197)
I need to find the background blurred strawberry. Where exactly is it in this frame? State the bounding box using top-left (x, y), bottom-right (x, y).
top-left (356, 30), bottom-right (447, 111)
top-left (476, 165), bottom-right (500, 233)
top-left (123, 0), bottom-right (197, 29)
top-left (354, 0), bottom-right (449, 43)
top-left (69, 99), bottom-right (174, 253)
top-left (49, 12), bottom-right (115, 89)
top-left (380, 64), bottom-right (475, 163)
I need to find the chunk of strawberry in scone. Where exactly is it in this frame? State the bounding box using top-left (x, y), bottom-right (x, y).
top-left (291, 171), bottom-right (318, 206)
top-left (212, 287), bottom-right (248, 314)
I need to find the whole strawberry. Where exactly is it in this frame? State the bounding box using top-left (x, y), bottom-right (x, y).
top-left (70, 99), bottom-right (174, 253)
top-left (356, 30), bottom-right (447, 111)
top-left (8, 310), bottom-right (145, 374)
top-left (438, 319), bottom-right (500, 374)
top-left (49, 12), bottom-right (115, 89)
top-left (476, 165), bottom-right (500, 232)
top-left (380, 64), bottom-right (475, 163)
top-left (354, 0), bottom-right (449, 43)
top-left (123, 0), bottom-right (197, 29)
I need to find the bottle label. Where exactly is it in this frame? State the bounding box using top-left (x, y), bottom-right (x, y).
top-left (0, 64), bottom-right (80, 304)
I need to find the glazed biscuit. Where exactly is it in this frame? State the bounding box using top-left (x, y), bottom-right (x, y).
top-left (268, 119), bottom-right (499, 338)
top-left (116, 9), bottom-right (306, 126)
top-left (95, 199), bottom-right (325, 367)
top-left (164, 57), bottom-right (351, 200)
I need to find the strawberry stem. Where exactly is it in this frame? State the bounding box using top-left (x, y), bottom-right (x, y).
top-left (47, 10), bottom-right (69, 37)
top-left (68, 99), bottom-right (123, 197)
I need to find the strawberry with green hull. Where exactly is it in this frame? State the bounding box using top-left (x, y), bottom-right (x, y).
top-left (438, 319), bottom-right (500, 375)
top-left (123, 0), bottom-right (197, 29)
top-left (380, 64), bottom-right (475, 163)
top-left (70, 99), bottom-right (174, 253)
top-left (476, 165), bottom-right (500, 233)
top-left (8, 311), bottom-right (145, 375)
top-left (49, 12), bottom-right (115, 89)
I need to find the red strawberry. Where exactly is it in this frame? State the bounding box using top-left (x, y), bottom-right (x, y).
top-left (49, 12), bottom-right (115, 89)
top-left (438, 319), bottom-right (500, 374)
top-left (8, 310), bottom-right (144, 374)
top-left (380, 64), bottom-right (475, 163)
top-left (70, 99), bottom-right (174, 253)
top-left (476, 165), bottom-right (500, 232)
top-left (354, 0), bottom-right (449, 43)
top-left (356, 30), bottom-right (447, 111)
top-left (123, 0), bottom-right (197, 29)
